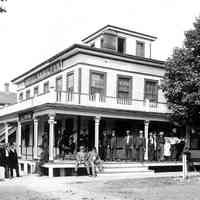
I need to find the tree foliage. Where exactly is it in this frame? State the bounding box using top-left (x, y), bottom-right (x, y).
top-left (0, 0), bottom-right (7, 13)
top-left (162, 17), bottom-right (200, 127)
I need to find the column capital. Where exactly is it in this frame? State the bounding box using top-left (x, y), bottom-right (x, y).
top-left (94, 116), bottom-right (101, 122)
top-left (33, 118), bottom-right (38, 123)
top-left (144, 120), bottom-right (150, 126)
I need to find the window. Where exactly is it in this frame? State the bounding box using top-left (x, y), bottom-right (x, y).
top-left (101, 33), bottom-right (117, 50)
top-left (117, 37), bottom-right (125, 54)
top-left (144, 80), bottom-right (158, 102)
top-left (117, 76), bottom-right (132, 104)
top-left (26, 90), bottom-right (31, 100)
top-left (90, 71), bottom-right (106, 97)
top-left (136, 41), bottom-right (145, 57)
top-left (56, 76), bottom-right (63, 91)
top-left (34, 86), bottom-right (39, 97)
top-left (66, 73), bottom-right (74, 92)
top-left (43, 81), bottom-right (49, 94)
top-left (19, 92), bottom-right (23, 101)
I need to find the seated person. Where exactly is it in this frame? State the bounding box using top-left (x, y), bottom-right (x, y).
top-left (88, 147), bottom-right (103, 177)
top-left (74, 146), bottom-right (90, 176)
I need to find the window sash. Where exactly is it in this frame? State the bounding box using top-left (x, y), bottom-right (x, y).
top-left (66, 73), bottom-right (74, 91)
top-left (117, 77), bottom-right (132, 98)
top-left (90, 72), bottom-right (106, 96)
top-left (144, 81), bottom-right (158, 102)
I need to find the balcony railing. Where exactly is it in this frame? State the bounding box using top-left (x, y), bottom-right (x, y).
top-left (0, 90), bottom-right (170, 117)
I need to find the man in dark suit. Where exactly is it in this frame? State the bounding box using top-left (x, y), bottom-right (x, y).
top-left (124, 130), bottom-right (133, 161)
top-left (101, 130), bottom-right (109, 161)
top-left (8, 143), bottom-right (20, 178)
top-left (110, 130), bottom-right (117, 161)
top-left (135, 130), bottom-right (146, 162)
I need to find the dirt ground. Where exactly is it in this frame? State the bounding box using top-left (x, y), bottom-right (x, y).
top-left (0, 175), bottom-right (200, 200)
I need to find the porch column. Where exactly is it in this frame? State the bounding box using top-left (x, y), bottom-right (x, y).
top-left (4, 122), bottom-right (8, 144)
top-left (33, 118), bottom-right (38, 159)
top-left (94, 116), bottom-right (101, 153)
top-left (17, 121), bottom-right (22, 157)
top-left (48, 114), bottom-right (55, 161)
top-left (144, 120), bottom-right (149, 161)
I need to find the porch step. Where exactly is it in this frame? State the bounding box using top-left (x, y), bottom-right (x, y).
top-left (103, 167), bottom-right (150, 173)
top-left (99, 171), bottom-right (155, 177)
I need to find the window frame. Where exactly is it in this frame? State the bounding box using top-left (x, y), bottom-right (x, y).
top-left (55, 75), bottom-right (63, 91)
top-left (66, 71), bottom-right (74, 92)
top-left (136, 40), bottom-right (145, 57)
top-left (26, 89), bottom-right (31, 100)
top-left (19, 92), bottom-right (23, 101)
top-left (144, 79), bottom-right (158, 103)
top-left (43, 81), bottom-right (49, 94)
top-left (117, 75), bottom-right (132, 99)
top-left (117, 36), bottom-right (126, 54)
top-left (89, 70), bottom-right (107, 97)
top-left (33, 86), bottom-right (39, 97)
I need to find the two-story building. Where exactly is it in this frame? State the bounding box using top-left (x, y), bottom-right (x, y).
top-left (0, 25), bottom-right (183, 175)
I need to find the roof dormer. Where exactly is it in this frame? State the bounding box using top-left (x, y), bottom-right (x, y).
top-left (82, 25), bottom-right (157, 58)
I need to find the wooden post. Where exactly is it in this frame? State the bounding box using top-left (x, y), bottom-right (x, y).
top-left (17, 121), bottom-right (22, 157)
top-left (48, 114), bottom-right (55, 161)
top-left (33, 118), bottom-right (38, 159)
top-left (94, 116), bottom-right (101, 153)
top-left (144, 120), bottom-right (149, 160)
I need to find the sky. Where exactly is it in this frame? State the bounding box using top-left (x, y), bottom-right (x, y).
top-left (0, 0), bottom-right (200, 91)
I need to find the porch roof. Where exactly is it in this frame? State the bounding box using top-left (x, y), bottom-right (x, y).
top-left (0, 103), bottom-right (169, 123)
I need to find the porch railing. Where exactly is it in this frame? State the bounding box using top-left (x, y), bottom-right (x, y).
top-left (0, 89), bottom-right (170, 117)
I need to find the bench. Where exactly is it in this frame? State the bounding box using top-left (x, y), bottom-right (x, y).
top-left (43, 162), bottom-right (89, 177)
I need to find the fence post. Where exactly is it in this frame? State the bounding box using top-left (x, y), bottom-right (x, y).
top-left (182, 153), bottom-right (187, 179)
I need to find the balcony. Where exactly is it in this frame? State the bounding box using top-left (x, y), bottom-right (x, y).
top-left (0, 90), bottom-right (170, 117)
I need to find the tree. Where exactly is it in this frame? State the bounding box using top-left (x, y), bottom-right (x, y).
top-left (0, 0), bottom-right (7, 13)
top-left (162, 17), bottom-right (200, 128)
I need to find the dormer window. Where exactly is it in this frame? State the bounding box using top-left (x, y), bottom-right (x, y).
top-left (101, 33), bottom-right (125, 54)
top-left (136, 41), bottom-right (145, 57)
top-left (101, 33), bottom-right (117, 51)
top-left (117, 37), bottom-right (125, 54)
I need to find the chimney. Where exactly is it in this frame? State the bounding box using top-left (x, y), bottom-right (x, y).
top-left (4, 83), bottom-right (9, 93)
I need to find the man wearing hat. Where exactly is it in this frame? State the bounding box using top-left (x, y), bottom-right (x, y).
top-left (157, 131), bottom-right (165, 161)
top-left (124, 130), bottom-right (134, 161)
top-left (135, 130), bottom-right (146, 162)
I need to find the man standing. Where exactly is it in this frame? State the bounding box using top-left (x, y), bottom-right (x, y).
top-left (157, 131), bottom-right (165, 161)
top-left (148, 132), bottom-right (155, 161)
top-left (110, 130), bottom-right (117, 161)
top-left (8, 143), bottom-right (20, 178)
top-left (135, 130), bottom-right (146, 162)
top-left (101, 130), bottom-right (109, 161)
top-left (124, 130), bottom-right (133, 161)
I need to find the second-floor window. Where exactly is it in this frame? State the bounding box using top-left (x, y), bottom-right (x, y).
top-left (144, 80), bottom-right (158, 103)
top-left (43, 81), bottom-right (49, 94)
top-left (117, 76), bottom-right (132, 104)
top-left (90, 71), bottom-right (106, 97)
top-left (34, 86), bottom-right (39, 97)
top-left (56, 76), bottom-right (63, 91)
top-left (66, 73), bottom-right (74, 92)
top-left (19, 92), bottom-right (23, 101)
top-left (26, 90), bottom-right (31, 100)
top-left (136, 41), bottom-right (145, 57)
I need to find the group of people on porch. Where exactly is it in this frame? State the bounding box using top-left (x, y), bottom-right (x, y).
top-left (53, 127), bottom-right (186, 163)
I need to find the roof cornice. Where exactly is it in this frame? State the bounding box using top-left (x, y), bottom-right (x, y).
top-left (12, 44), bottom-right (165, 84)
